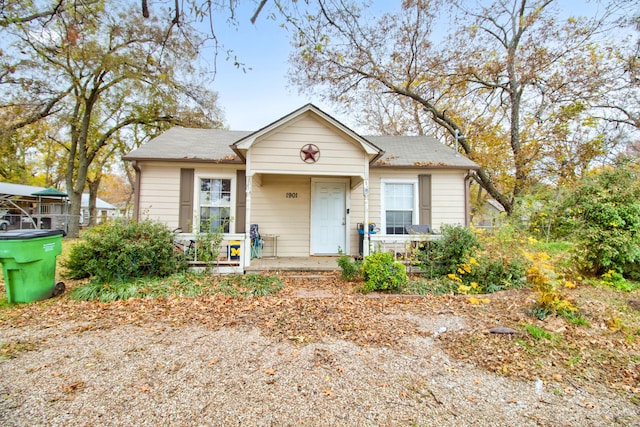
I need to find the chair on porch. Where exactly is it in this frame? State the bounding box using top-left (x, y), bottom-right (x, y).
top-left (405, 224), bottom-right (433, 258)
top-left (250, 224), bottom-right (263, 259)
top-left (405, 224), bottom-right (432, 234)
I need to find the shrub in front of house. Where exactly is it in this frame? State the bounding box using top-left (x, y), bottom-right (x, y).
top-left (361, 251), bottom-right (407, 293)
top-left (64, 219), bottom-right (187, 283)
top-left (416, 224), bottom-right (481, 278)
top-left (414, 224), bottom-right (529, 294)
top-left (337, 253), bottom-right (362, 281)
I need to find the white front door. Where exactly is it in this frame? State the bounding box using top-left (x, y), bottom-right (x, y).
top-left (311, 181), bottom-right (346, 255)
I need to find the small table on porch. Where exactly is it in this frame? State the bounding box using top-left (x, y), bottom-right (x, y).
top-left (261, 234), bottom-right (278, 258)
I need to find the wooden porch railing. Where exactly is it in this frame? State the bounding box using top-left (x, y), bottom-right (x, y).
top-left (174, 232), bottom-right (246, 274)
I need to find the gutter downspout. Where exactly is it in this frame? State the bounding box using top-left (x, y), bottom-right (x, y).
top-left (132, 160), bottom-right (141, 221)
top-left (465, 171), bottom-right (471, 227)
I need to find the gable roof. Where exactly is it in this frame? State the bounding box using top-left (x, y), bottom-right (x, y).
top-left (231, 104), bottom-right (383, 162)
top-left (124, 104), bottom-right (479, 170)
top-left (81, 193), bottom-right (116, 210)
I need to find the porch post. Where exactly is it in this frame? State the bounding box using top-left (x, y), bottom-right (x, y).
top-left (363, 178), bottom-right (370, 257)
top-left (244, 174), bottom-right (252, 269)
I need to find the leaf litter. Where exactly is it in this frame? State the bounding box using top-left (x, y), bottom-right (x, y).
top-left (0, 272), bottom-right (638, 426)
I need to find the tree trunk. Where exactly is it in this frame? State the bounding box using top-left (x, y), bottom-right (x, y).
top-left (66, 190), bottom-right (82, 238)
top-left (87, 176), bottom-right (101, 227)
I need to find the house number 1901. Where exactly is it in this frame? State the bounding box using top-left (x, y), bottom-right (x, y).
top-left (286, 192), bottom-right (298, 199)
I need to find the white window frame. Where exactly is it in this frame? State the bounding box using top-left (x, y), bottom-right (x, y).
top-left (380, 178), bottom-right (419, 235)
top-left (195, 174), bottom-right (235, 234)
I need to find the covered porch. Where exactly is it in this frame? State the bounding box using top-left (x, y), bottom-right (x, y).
top-left (174, 229), bottom-right (439, 274)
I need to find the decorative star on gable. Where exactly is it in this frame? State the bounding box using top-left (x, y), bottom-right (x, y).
top-left (300, 144), bottom-right (320, 163)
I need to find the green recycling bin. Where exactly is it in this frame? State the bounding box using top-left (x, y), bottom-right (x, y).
top-left (0, 229), bottom-right (65, 303)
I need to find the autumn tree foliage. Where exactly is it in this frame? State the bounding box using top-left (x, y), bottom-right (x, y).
top-left (1, 1), bottom-right (223, 237)
top-left (284, 0), bottom-right (635, 214)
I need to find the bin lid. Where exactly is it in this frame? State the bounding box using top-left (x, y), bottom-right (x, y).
top-left (0, 229), bottom-right (65, 240)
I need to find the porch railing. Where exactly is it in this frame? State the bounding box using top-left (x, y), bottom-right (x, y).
top-left (174, 232), bottom-right (246, 274)
top-left (369, 233), bottom-right (442, 272)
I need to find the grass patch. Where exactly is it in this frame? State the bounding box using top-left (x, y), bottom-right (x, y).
top-left (563, 311), bottom-right (591, 326)
top-left (529, 240), bottom-right (573, 256)
top-left (0, 295), bottom-right (11, 309)
top-left (336, 254), bottom-right (362, 281)
top-left (523, 324), bottom-right (560, 341)
top-left (70, 272), bottom-right (283, 302)
top-left (403, 277), bottom-right (457, 295)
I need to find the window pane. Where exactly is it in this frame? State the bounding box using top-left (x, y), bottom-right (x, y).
top-left (385, 183), bottom-right (413, 210)
top-left (384, 183), bottom-right (414, 234)
top-left (385, 210), bottom-right (412, 234)
top-left (200, 178), bottom-right (231, 207)
top-left (199, 207), bottom-right (230, 233)
top-left (199, 178), bottom-right (231, 233)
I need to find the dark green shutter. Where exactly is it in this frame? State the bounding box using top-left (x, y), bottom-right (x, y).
top-left (418, 174), bottom-right (432, 225)
top-left (179, 168), bottom-right (194, 232)
top-left (235, 170), bottom-right (246, 233)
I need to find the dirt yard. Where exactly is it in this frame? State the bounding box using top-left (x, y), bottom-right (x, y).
top-left (0, 272), bottom-right (638, 426)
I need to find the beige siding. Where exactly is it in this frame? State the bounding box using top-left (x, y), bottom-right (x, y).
top-left (347, 180), bottom-right (367, 256)
top-left (251, 175), bottom-right (311, 257)
top-left (137, 161), bottom-right (468, 258)
top-left (249, 114), bottom-right (367, 176)
top-left (138, 163), bottom-right (181, 226)
top-left (431, 171), bottom-right (467, 227)
top-left (138, 162), bottom-right (243, 231)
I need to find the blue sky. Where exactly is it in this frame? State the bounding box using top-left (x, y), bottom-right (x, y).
top-left (206, 1), bottom-right (400, 131)
top-left (207, 2), bottom-right (327, 131)
top-left (205, 0), bottom-right (632, 132)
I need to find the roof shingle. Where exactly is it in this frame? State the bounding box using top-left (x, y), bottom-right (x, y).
top-left (124, 127), bottom-right (478, 169)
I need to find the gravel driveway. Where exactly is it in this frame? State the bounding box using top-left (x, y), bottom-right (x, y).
top-left (1, 303), bottom-right (638, 427)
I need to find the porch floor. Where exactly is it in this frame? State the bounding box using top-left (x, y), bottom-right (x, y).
top-left (245, 256), bottom-right (340, 272)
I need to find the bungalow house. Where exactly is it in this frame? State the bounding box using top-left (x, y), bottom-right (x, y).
top-left (124, 104), bottom-right (479, 270)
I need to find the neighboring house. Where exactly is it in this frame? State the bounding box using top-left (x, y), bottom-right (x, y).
top-left (80, 193), bottom-right (117, 226)
top-left (472, 198), bottom-right (506, 230)
top-left (0, 182), bottom-right (116, 231)
top-left (125, 104), bottom-right (479, 269)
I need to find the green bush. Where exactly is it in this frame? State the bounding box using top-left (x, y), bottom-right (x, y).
top-left (414, 224), bottom-right (529, 294)
top-left (466, 227), bottom-right (529, 292)
top-left (557, 165), bottom-right (640, 277)
top-left (417, 224), bottom-right (480, 277)
top-left (64, 220), bottom-right (187, 283)
top-left (361, 251), bottom-right (407, 293)
top-left (337, 254), bottom-right (362, 281)
top-left (456, 253), bottom-right (528, 293)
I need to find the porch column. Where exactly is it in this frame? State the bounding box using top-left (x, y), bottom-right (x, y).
top-left (243, 174), bottom-right (252, 268)
top-left (363, 178), bottom-right (370, 256)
